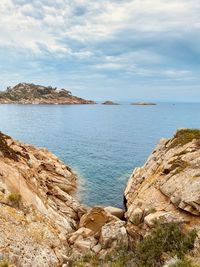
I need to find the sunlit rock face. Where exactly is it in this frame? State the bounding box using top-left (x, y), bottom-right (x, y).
top-left (0, 131), bottom-right (86, 266)
top-left (124, 129), bottom-right (200, 239)
top-left (0, 83), bottom-right (96, 104)
top-left (2, 129), bottom-right (200, 266)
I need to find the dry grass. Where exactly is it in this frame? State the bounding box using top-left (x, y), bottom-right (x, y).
top-left (168, 129), bottom-right (200, 150)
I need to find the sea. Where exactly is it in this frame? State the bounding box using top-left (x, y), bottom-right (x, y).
top-left (0, 103), bottom-right (200, 208)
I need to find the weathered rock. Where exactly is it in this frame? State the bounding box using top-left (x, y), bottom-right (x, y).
top-left (99, 221), bottom-right (128, 249)
top-left (0, 132), bottom-right (87, 266)
top-left (125, 129), bottom-right (200, 238)
top-left (0, 195), bottom-right (69, 267)
top-left (67, 227), bottom-right (98, 258)
top-left (104, 206), bottom-right (124, 220)
top-left (79, 207), bottom-right (118, 233)
top-left (68, 227), bottom-right (94, 245)
top-left (129, 207), bottom-right (143, 225)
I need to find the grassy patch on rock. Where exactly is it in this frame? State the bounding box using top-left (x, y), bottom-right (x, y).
top-left (8, 192), bottom-right (22, 207)
top-left (168, 129), bottom-right (200, 149)
top-left (0, 261), bottom-right (12, 267)
top-left (168, 158), bottom-right (189, 174)
top-left (68, 247), bottom-right (135, 267)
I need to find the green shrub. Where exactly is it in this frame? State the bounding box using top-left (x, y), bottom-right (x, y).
top-left (8, 192), bottom-right (22, 206)
top-left (68, 248), bottom-right (135, 267)
top-left (136, 222), bottom-right (197, 267)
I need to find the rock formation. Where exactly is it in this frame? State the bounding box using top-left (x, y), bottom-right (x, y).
top-left (0, 83), bottom-right (96, 104)
top-left (0, 131), bottom-right (87, 266)
top-left (125, 129), bottom-right (200, 241)
top-left (1, 129), bottom-right (200, 266)
top-left (0, 132), bottom-right (125, 266)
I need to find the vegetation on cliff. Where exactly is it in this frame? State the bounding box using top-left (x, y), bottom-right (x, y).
top-left (69, 222), bottom-right (197, 267)
top-left (168, 129), bottom-right (200, 149)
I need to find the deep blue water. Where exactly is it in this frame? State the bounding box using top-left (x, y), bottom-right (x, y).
top-left (0, 103), bottom-right (200, 207)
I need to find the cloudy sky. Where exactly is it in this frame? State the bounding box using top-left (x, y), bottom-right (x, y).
top-left (0, 0), bottom-right (200, 101)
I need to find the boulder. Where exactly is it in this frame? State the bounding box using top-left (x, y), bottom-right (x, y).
top-left (99, 221), bottom-right (128, 249)
top-left (67, 227), bottom-right (98, 256)
top-left (79, 207), bottom-right (118, 233)
top-left (104, 206), bottom-right (124, 219)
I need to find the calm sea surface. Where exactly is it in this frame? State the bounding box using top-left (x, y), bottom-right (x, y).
top-left (0, 103), bottom-right (200, 207)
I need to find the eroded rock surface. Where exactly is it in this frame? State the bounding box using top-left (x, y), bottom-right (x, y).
top-left (0, 132), bottom-right (127, 266)
top-left (125, 129), bottom-right (200, 238)
top-left (0, 132), bottom-right (86, 266)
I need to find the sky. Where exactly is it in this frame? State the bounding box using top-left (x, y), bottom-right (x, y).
top-left (0, 0), bottom-right (200, 102)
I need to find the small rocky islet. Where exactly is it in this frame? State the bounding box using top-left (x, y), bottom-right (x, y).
top-left (102, 101), bottom-right (119, 105)
top-left (0, 83), bottom-right (96, 104)
top-left (131, 101), bottom-right (157, 105)
top-left (1, 129), bottom-right (200, 266)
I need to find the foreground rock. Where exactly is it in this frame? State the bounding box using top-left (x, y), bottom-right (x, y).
top-left (125, 129), bottom-right (200, 240)
top-left (0, 131), bottom-right (86, 266)
top-left (1, 129), bottom-right (200, 266)
top-left (0, 132), bottom-right (127, 266)
top-left (0, 83), bottom-right (96, 104)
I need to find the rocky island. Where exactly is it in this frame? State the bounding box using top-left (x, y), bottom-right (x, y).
top-left (1, 129), bottom-right (200, 266)
top-left (102, 101), bottom-right (119, 105)
top-left (0, 83), bottom-right (96, 104)
top-left (131, 102), bottom-right (157, 105)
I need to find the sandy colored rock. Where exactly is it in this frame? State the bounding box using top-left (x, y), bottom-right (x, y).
top-left (99, 220), bottom-right (128, 249)
top-left (125, 129), bottom-right (200, 238)
top-left (79, 207), bottom-right (118, 233)
top-left (104, 206), bottom-right (124, 219)
top-left (0, 131), bottom-right (87, 266)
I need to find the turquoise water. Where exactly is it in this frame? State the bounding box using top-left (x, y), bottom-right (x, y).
top-left (0, 103), bottom-right (200, 207)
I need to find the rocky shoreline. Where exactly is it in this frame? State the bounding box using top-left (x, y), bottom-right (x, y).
top-left (1, 129), bottom-right (200, 266)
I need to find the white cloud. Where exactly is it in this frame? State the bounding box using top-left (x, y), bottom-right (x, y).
top-left (0, 0), bottom-right (199, 54)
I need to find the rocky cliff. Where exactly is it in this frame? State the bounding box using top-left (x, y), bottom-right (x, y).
top-left (1, 129), bottom-right (200, 266)
top-left (0, 132), bottom-right (126, 266)
top-left (125, 129), bottom-right (200, 253)
top-left (0, 132), bottom-right (86, 266)
top-left (0, 83), bottom-right (96, 104)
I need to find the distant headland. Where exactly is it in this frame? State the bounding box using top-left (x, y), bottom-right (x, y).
top-left (0, 83), bottom-right (96, 104)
